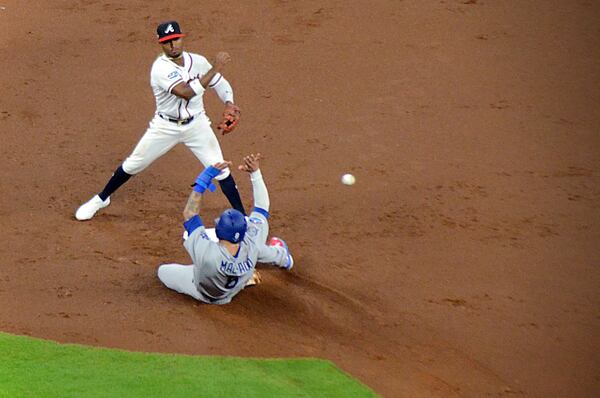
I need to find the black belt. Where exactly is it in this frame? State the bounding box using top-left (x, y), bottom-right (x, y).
top-left (159, 114), bottom-right (195, 125)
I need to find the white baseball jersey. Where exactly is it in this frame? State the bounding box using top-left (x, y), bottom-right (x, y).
top-left (120, 51), bottom-right (232, 178)
top-left (151, 51), bottom-right (221, 119)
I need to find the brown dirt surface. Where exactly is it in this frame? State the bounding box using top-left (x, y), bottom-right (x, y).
top-left (1, 1), bottom-right (599, 397)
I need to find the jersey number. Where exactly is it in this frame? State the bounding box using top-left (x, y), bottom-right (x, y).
top-left (225, 276), bottom-right (239, 289)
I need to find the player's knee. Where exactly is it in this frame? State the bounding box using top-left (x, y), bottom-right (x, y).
top-left (214, 167), bottom-right (230, 181)
top-left (157, 264), bottom-right (168, 283)
top-left (157, 263), bottom-right (178, 285)
top-left (122, 159), bottom-right (143, 175)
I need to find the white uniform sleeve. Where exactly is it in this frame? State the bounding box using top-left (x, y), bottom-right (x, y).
top-left (210, 76), bottom-right (234, 104)
top-left (194, 55), bottom-right (213, 75)
top-left (250, 169), bottom-right (269, 211)
top-left (151, 59), bottom-right (184, 93)
top-left (190, 54), bottom-right (234, 103)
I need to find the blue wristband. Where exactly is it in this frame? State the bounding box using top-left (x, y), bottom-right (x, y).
top-left (195, 166), bottom-right (221, 184)
top-left (183, 215), bottom-right (203, 235)
top-left (193, 166), bottom-right (221, 193)
top-left (193, 181), bottom-right (216, 193)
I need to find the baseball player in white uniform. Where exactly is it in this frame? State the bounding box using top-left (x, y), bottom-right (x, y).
top-left (75, 20), bottom-right (246, 221)
top-left (157, 153), bottom-right (293, 305)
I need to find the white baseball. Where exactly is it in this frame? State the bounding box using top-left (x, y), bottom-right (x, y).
top-left (341, 174), bottom-right (356, 186)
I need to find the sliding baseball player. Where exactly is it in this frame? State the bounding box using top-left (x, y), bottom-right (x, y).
top-left (157, 154), bottom-right (293, 304)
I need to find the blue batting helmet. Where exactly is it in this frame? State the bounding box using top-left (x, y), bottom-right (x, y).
top-left (215, 209), bottom-right (247, 243)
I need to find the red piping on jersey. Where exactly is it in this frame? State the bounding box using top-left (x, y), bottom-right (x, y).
top-left (209, 74), bottom-right (222, 88)
top-left (168, 78), bottom-right (183, 93)
top-left (184, 99), bottom-right (191, 119)
top-left (182, 53), bottom-right (193, 119)
top-left (187, 53), bottom-right (193, 73)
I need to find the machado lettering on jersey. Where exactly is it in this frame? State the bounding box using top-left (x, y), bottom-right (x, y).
top-left (220, 258), bottom-right (254, 276)
top-left (168, 71), bottom-right (181, 80)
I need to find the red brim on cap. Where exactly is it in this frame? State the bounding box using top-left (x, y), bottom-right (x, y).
top-left (158, 33), bottom-right (185, 43)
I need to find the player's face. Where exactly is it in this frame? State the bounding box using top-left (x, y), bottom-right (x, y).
top-left (161, 38), bottom-right (184, 58)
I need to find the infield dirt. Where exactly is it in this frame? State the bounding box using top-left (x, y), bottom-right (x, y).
top-left (1, 1), bottom-right (599, 397)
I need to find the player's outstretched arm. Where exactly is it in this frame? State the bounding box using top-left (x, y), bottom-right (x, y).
top-left (238, 153), bottom-right (270, 212)
top-left (200, 52), bottom-right (231, 88)
top-left (171, 52), bottom-right (231, 101)
top-left (241, 154), bottom-right (291, 269)
top-left (182, 191), bottom-right (203, 222)
top-left (183, 161), bottom-right (232, 221)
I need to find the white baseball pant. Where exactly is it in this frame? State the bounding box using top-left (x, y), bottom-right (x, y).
top-left (122, 114), bottom-right (230, 180)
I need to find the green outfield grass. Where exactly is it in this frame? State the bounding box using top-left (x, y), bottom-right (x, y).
top-left (0, 332), bottom-right (378, 398)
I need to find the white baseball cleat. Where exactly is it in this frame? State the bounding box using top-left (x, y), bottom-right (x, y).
top-left (75, 195), bottom-right (110, 221)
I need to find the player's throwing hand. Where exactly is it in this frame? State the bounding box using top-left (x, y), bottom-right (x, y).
top-left (214, 52), bottom-right (231, 68)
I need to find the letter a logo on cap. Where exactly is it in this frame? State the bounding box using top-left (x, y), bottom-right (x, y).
top-left (157, 21), bottom-right (184, 43)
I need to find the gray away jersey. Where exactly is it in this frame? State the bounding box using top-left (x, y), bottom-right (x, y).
top-left (183, 210), bottom-right (288, 304)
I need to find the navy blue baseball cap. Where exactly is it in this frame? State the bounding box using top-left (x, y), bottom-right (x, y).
top-left (157, 21), bottom-right (185, 43)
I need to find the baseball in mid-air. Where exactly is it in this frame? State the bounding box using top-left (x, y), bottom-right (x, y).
top-left (341, 173), bottom-right (356, 186)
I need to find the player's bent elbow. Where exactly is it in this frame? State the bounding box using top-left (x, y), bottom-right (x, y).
top-left (176, 91), bottom-right (195, 102)
top-left (171, 84), bottom-right (196, 102)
